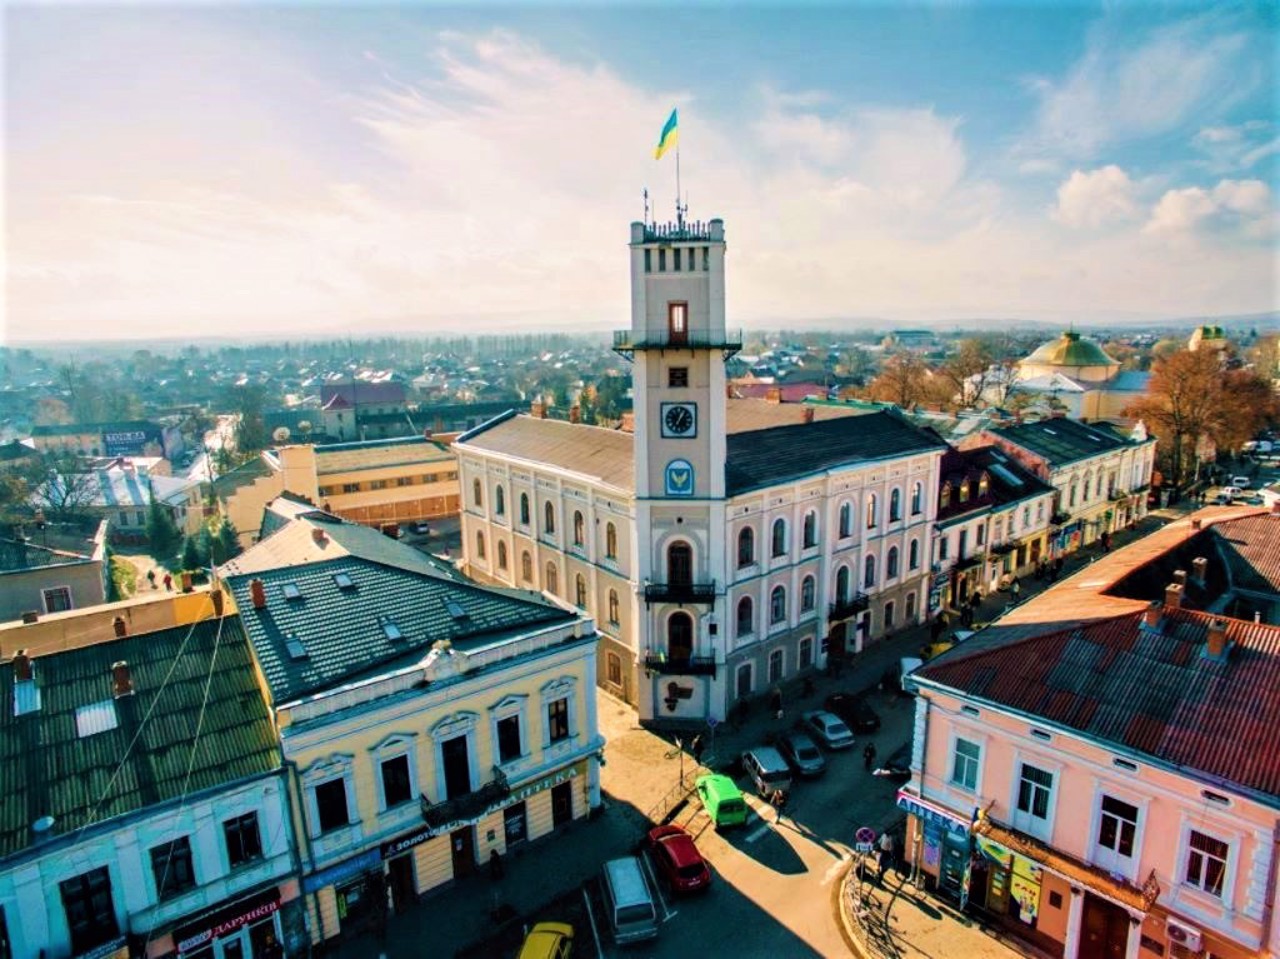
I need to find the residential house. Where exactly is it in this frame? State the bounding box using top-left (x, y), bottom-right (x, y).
top-left (0, 520), bottom-right (109, 621)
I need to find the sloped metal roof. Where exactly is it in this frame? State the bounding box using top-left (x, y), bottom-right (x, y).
top-left (992, 417), bottom-right (1138, 467)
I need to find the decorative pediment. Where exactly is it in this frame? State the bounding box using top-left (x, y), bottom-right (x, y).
top-left (430, 711), bottom-right (479, 741)
top-left (488, 694), bottom-right (528, 714)
top-left (422, 638), bottom-right (468, 683)
top-left (368, 732), bottom-right (418, 754)
top-left (540, 675), bottom-right (577, 701)
top-left (301, 752), bottom-right (354, 781)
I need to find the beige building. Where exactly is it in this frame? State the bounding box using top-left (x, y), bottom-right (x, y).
top-left (455, 216), bottom-right (949, 723)
top-left (219, 436), bottom-right (460, 544)
top-left (997, 331), bottom-right (1151, 421)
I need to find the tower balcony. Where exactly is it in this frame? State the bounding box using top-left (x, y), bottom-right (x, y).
top-left (643, 652), bottom-right (718, 676)
top-left (828, 593), bottom-right (870, 621)
top-left (643, 580), bottom-right (718, 606)
top-left (612, 329), bottom-right (743, 361)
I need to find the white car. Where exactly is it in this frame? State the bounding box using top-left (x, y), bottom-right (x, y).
top-left (800, 710), bottom-right (856, 750)
top-left (1231, 476), bottom-right (1252, 489)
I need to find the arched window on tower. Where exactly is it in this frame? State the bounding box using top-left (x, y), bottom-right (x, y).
top-left (890, 489), bottom-right (902, 522)
top-left (472, 478), bottom-right (483, 508)
top-left (605, 522), bottom-right (618, 560)
top-left (866, 494), bottom-right (878, 529)
top-left (736, 597), bottom-right (754, 637)
top-left (668, 541), bottom-right (692, 587)
top-left (668, 611), bottom-right (693, 663)
top-left (839, 502), bottom-right (852, 538)
top-left (608, 589), bottom-right (619, 625)
top-left (909, 538), bottom-right (920, 570)
top-left (771, 519), bottom-right (787, 558)
top-left (544, 501), bottom-right (556, 535)
top-left (668, 302), bottom-right (689, 346)
top-left (911, 482), bottom-right (923, 515)
top-left (573, 510), bottom-right (585, 547)
top-left (770, 586), bottom-right (787, 625)
top-left (887, 546), bottom-right (899, 579)
top-left (864, 555), bottom-right (876, 589)
top-left (495, 485), bottom-right (506, 516)
top-left (803, 511), bottom-right (818, 548)
top-left (475, 531), bottom-right (486, 560)
top-left (521, 551), bottom-right (532, 582)
top-left (801, 575), bottom-right (816, 612)
top-left (836, 566), bottom-right (851, 603)
top-left (575, 574), bottom-right (587, 609)
top-left (497, 540), bottom-right (508, 571)
top-left (545, 562), bottom-right (558, 595)
top-left (738, 527), bottom-right (755, 567)
top-left (519, 493), bottom-right (530, 526)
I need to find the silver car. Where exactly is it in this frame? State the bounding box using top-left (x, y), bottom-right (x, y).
top-left (776, 730), bottom-right (827, 777)
top-left (800, 710), bottom-right (856, 750)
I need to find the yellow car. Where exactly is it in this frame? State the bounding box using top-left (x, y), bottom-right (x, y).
top-left (919, 640), bottom-right (955, 661)
top-left (517, 922), bottom-right (574, 959)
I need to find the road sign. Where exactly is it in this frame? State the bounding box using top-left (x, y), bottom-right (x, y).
top-left (707, 717), bottom-right (719, 729)
top-left (854, 826), bottom-right (877, 852)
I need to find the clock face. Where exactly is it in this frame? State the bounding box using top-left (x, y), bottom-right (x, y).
top-left (662, 402), bottom-right (696, 437)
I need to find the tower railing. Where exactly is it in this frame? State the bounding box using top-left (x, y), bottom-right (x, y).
top-left (613, 328), bottom-right (743, 361)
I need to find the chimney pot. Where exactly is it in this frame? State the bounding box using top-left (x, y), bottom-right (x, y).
top-left (765, 387), bottom-right (782, 404)
top-left (1271, 499), bottom-right (1280, 515)
top-left (802, 407), bottom-right (815, 424)
top-left (1192, 557), bottom-right (1209, 581)
top-left (112, 616), bottom-right (127, 638)
top-left (13, 650), bottom-right (32, 682)
top-left (211, 590), bottom-right (224, 617)
top-left (1172, 569), bottom-right (1187, 586)
top-left (312, 527), bottom-right (327, 546)
top-left (1142, 602), bottom-right (1161, 628)
top-left (250, 578), bottom-right (267, 609)
top-left (1165, 582), bottom-right (1184, 609)
top-left (1207, 619), bottom-right (1228, 659)
top-left (1191, 518), bottom-right (1202, 530)
top-left (111, 661), bottom-right (134, 698)
top-left (569, 405), bottom-right (581, 424)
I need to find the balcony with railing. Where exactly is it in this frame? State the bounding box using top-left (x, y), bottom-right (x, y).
top-left (828, 593), bottom-right (869, 621)
top-left (990, 541), bottom-right (1017, 556)
top-left (643, 652), bottom-right (718, 676)
top-left (613, 328), bottom-right (743, 360)
top-left (643, 580), bottom-right (717, 606)
top-left (420, 767), bottom-right (510, 828)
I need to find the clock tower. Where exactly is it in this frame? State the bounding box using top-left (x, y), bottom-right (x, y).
top-left (615, 216), bottom-right (740, 721)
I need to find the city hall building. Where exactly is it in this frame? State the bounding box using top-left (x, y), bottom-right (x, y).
top-left (455, 216), bottom-right (948, 722)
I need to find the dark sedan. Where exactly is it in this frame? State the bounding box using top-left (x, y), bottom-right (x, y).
top-left (873, 743), bottom-right (913, 780)
top-left (823, 692), bottom-right (881, 733)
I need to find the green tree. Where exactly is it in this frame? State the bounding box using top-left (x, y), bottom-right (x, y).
top-left (146, 485), bottom-right (181, 558)
top-left (216, 518), bottom-right (243, 563)
top-left (181, 534), bottom-right (203, 572)
top-left (103, 545), bottom-right (120, 602)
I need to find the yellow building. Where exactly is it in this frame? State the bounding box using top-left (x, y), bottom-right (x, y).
top-left (220, 506), bottom-right (601, 947)
top-left (218, 436), bottom-right (460, 545)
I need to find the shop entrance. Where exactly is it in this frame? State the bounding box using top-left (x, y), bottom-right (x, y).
top-left (387, 853), bottom-right (416, 914)
top-left (1080, 893), bottom-right (1130, 959)
top-left (451, 826), bottom-right (475, 880)
top-left (552, 781), bottom-right (573, 828)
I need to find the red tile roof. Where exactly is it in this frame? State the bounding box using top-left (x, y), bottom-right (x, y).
top-left (1211, 512), bottom-right (1280, 595)
top-left (916, 607), bottom-right (1280, 800)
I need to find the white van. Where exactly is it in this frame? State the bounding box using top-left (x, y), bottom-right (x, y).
top-left (601, 856), bottom-right (659, 944)
top-left (741, 746), bottom-right (793, 796)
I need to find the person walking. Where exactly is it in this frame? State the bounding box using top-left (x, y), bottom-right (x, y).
top-left (489, 848), bottom-right (504, 880)
top-left (1011, 578), bottom-right (1021, 601)
top-left (878, 830), bottom-right (896, 874)
top-left (863, 742), bottom-right (877, 772)
top-left (162, 573), bottom-right (173, 592)
top-left (146, 569), bottom-right (157, 590)
top-left (770, 686), bottom-right (783, 720)
top-left (691, 733), bottom-right (705, 763)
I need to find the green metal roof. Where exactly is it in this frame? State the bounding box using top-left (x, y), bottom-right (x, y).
top-left (0, 617), bottom-right (279, 859)
top-left (992, 417), bottom-right (1138, 467)
top-left (1023, 331), bottom-right (1118, 369)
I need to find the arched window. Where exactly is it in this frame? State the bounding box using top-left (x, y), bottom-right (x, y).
top-left (668, 541), bottom-right (692, 586)
top-left (978, 474), bottom-right (989, 498)
top-left (575, 574), bottom-right (587, 609)
top-left (497, 540), bottom-right (508, 571)
top-left (544, 501), bottom-right (556, 534)
top-left (909, 538), bottom-right (920, 570)
top-left (836, 566), bottom-right (850, 603)
top-left (801, 575), bottom-right (816, 612)
top-left (472, 478), bottom-right (483, 507)
top-left (911, 482), bottom-right (923, 515)
top-left (771, 519), bottom-right (787, 557)
top-left (770, 586), bottom-right (787, 624)
top-left (605, 522), bottom-right (618, 559)
top-left (890, 489), bottom-right (902, 522)
top-left (736, 596), bottom-right (754, 637)
top-left (866, 494), bottom-right (878, 529)
top-left (545, 562), bottom-right (558, 595)
top-left (839, 502), bottom-right (852, 538)
top-left (959, 482), bottom-right (970, 503)
top-left (941, 483), bottom-right (952, 509)
top-left (803, 511), bottom-right (817, 548)
top-left (864, 555), bottom-right (876, 589)
top-left (1069, 481), bottom-right (1078, 508)
top-left (476, 531), bottom-right (486, 560)
top-left (521, 551), bottom-right (532, 582)
top-left (495, 485), bottom-right (506, 516)
top-left (608, 589), bottom-right (619, 624)
top-left (887, 546), bottom-right (900, 578)
top-left (519, 493), bottom-right (530, 526)
top-left (906, 592), bottom-right (917, 621)
top-left (573, 510), bottom-right (585, 547)
top-left (884, 601), bottom-right (896, 629)
top-left (738, 527), bottom-right (755, 567)
top-left (668, 611), bottom-right (694, 662)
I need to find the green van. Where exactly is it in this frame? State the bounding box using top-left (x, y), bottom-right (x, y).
top-left (696, 773), bottom-right (748, 828)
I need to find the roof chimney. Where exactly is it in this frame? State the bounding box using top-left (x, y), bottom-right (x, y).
top-left (13, 650), bottom-right (32, 682)
top-left (765, 387), bottom-right (782, 404)
top-left (1142, 602), bottom-right (1161, 629)
top-left (1172, 569), bottom-right (1187, 586)
top-left (1271, 499), bottom-right (1280, 515)
top-left (569, 405), bottom-right (581, 424)
top-left (250, 578), bottom-right (267, 609)
top-left (111, 661), bottom-right (134, 698)
top-left (211, 589), bottom-right (224, 617)
top-left (112, 616), bottom-right (128, 638)
top-left (619, 412), bottom-right (635, 433)
top-left (1206, 619), bottom-right (1228, 659)
top-left (1165, 582), bottom-right (1183, 609)
top-left (312, 527), bottom-right (328, 546)
top-left (1191, 557), bottom-right (1208, 582)
top-left (802, 406), bottom-right (815, 424)
top-left (531, 401), bottom-right (547, 419)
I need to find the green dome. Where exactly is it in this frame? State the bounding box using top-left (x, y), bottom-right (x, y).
top-left (1023, 331), bottom-right (1118, 369)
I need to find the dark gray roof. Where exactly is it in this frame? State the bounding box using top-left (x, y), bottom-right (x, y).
top-left (0, 617), bottom-right (279, 859)
top-left (991, 417), bottom-right (1138, 467)
top-left (224, 520), bottom-right (577, 703)
top-left (724, 410), bottom-right (948, 495)
top-left (963, 446), bottom-right (1056, 506)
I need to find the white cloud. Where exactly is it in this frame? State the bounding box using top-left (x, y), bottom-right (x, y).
top-left (1145, 178), bottom-right (1273, 236)
top-left (1192, 120), bottom-right (1278, 172)
top-left (1053, 166), bottom-right (1139, 228)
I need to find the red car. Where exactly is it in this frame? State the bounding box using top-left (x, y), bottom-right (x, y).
top-left (645, 824), bottom-right (712, 894)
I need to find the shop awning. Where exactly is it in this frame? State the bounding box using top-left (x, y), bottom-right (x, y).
top-left (895, 789), bottom-right (973, 836)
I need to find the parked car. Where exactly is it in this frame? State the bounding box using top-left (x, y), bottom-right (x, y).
top-left (800, 710), bottom-right (856, 750)
top-left (741, 746), bottom-right (793, 795)
top-left (776, 730), bottom-right (827, 778)
top-left (411, 521), bottom-right (431, 534)
top-left (919, 640), bottom-right (954, 661)
top-left (645, 824), bottom-right (712, 894)
top-left (695, 773), bottom-right (748, 829)
top-left (873, 742), bottom-right (913, 780)
top-left (518, 922), bottom-right (574, 959)
top-left (823, 692), bottom-right (881, 733)
top-left (1218, 486), bottom-right (1244, 503)
top-left (1232, 476), bottom-right (1252, 489)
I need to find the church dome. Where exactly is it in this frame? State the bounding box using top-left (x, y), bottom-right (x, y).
top-left (1023, 331), bottom-right (1117, 369)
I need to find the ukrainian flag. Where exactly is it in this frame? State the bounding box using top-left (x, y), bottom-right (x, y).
top-left (654, 108), bottom-right (678, 160)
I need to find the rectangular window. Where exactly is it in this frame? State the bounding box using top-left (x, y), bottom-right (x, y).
top-left (674, 247), bottom-right (682, 271)
top-left (547, 698), bottom-right (569, 743)
top-left (658, 248), bottom-right (666, 271)
top-left (939, 537), bottom-right (950, 561)
top-left (951, 738), bottom-right (980, 790)
top-left (607, 653), bottom-right (622, 687)
top-left (644, 249), bottom-right (651, 273)
top-left (396, 476), bottom-right (413, 487)
top-left (342, 483), bottom-right (360, 493)
top-left (1185, 830), bottom-right (1228, 897)
top-left (668, 367), bottom-right (689, 388)
top-left (60, 867), bottom-right (119, 955)
top-left (223, 812), bottom-right (263, 867)
top-left (42, 587), bottom-right (73, 613)
top-left (150, 836), bottom-right (196, 901)
top-left (668, 302), bottom-right (688, 343)
top-left (1097, 796), bottom-right (1138, 858)
top-left (380, 755), bottom-right (412, 809)
top-left (1016, 764), bottom-right (1053, 820)
top-left (370, 479), bottom-right (387, 490)
top-left (976, 525), bottom-right (986, 546)
top-left (314, 778), bottom-right (350, 833)
top-left (798, 638), bottom-right (813, 670)
top-left (497, 715), bottom-right (522, 763)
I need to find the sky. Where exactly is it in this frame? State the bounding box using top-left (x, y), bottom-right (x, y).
top-left (4, 2), bottom-right (1278, 343)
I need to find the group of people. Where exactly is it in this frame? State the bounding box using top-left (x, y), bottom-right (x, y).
top-left (145, 569), bottom-right (173, 591)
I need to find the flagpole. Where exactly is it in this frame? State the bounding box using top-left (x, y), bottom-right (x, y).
top-left (675, 141), bottom-right (682, 227)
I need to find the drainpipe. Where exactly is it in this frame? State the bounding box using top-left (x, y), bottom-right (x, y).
top-left (1258, 822), bottom-right (1280, 957)
top-left (282, 756), bottom-right (325, 948)
top-left (912, 691), bottom-right (931, 890)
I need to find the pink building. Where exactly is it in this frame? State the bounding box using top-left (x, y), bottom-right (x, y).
top-left (901, 509), bottom-right (1280, 959)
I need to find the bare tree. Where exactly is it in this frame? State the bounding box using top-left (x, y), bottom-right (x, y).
top-left (33, 451), bottom-right (99, 522)
top-left (866, 352), bottom-right (932, 408)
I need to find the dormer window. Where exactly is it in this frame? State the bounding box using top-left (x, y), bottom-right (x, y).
top-left (941, 483), bottom-right (952, 508)
top-left (959, 482), bottom-right (970, 503)
top-left (668, 302), bottom-right (688, 345)
top-left (978, 474), bottom-right (989, 497)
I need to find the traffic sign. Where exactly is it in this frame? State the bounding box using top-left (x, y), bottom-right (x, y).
top-left (855, 826), bottom-right (877, 843)
top-left (707, 717), bottom-right (719, 729)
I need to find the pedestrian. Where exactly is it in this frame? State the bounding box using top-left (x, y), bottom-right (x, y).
top-left (929, 616), bottom-right (943, 642)
top-left (863, 742), bottom-right (877, 772)
top-left (771, 788), bottom-right (788, 820)
top-left (146, 569), bottom-right (157, 590)
top-left (876, 847), bottom-right (889, 884)
top-left (489, 848), bottom-right (504, 880)
top-left (878, 830), bottom-right (895, 870)
top-left (162, 573), bottom-right (173, 592)
top-left (691, 733), bottom-right (705, 762)
top-left (1011, 578), bottom-right (1021, 601)
top-left (770, 686), bottom-right (783, 720)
